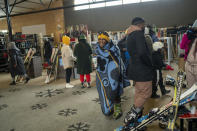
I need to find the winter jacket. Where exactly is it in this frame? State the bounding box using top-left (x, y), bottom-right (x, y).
top-left (74, 40), bottom-right (92, 74)
top-left (44, 41), bottom-right (52, 59)
top-left (61, 44), bottom-right (75, 69)
top-left (9, 49), bottom-right (26, 77)
top-left (185, 38), bottom-right (197, 75)
top-left (127, 30), bottom-right (153, 82)
top-left (180, 33), bottom-right (191, 60)
top-left (152, 50), bottom-right (166, 70)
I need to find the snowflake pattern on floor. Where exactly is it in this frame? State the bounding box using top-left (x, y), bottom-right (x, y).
top-left (9, 88), bottom-right (21, 92)
top-left (67, 122), bottom-right (90, 131)
top-left (72, 91), bottom-right (86, 95)
top-left (31, 103), bottom-right (48, 110)
top-left (92, 98), bottom-right (101, 104)
top-left (58, 108), bottom-right (77, 117)
top-left (0, 104), bottom-right (8, 111)
top-left (121, 96), bottom-right (130, 103)
top-left (35, 89), bottom-right (64, 97)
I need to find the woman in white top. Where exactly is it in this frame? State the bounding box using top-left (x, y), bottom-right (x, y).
top-left (61, 36), bottom-right (75, 88)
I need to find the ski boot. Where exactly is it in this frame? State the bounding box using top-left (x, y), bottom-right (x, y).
top-left (124, 106), bottom-right (146, 131)
top-left (113, 103), bottom-right (122, 120)
top-left (124, 106), bottom-right (141, 125)
top-left (165, 75), bottom-right (176, 86)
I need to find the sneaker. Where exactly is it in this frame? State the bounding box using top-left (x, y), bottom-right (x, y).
top-left (124, 106), bottom-right (139, 125)
top-left (66, 83), bottom-right (74, 88)
top-left (81, 82), bottom-right (85, 88)
top-left (87, 82), bottom-right (91, 88)
top-left (10, 81), bottom-right (16, 85)
top-left (113, 103), bottom-right (122, 120)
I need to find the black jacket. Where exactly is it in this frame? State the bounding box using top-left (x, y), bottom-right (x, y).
top-left (74, 40), bottom-right (92, 74)
top-left (152, 50), bottom-right (166, 70)
top-left (127, 31), bottom-right (153, 82)
top-left (44, 41), bottom-right (52, 59)
top-left (9, 49), bottom-right (26, 77)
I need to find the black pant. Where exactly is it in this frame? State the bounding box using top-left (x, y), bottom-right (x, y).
top-left (65, 68), bottom-right (72, 83)
top-left (152, 69), bottom-right (166, 95)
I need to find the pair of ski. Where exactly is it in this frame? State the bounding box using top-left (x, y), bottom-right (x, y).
top-left (16, 48), bottom-right (36, 83)
top-left (115, 71), bottom-right (197, 131)
top-left (45, 47), bottom-right (60, 84)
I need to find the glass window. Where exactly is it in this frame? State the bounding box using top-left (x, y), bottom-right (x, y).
top-left (90, 3), bottom-right (105, 9)
top-left (123, 0), bottom-right (140, 4)
top-left (106, 0), bottom-right (122, 7)
top-left (89, 0), bottom-right (105, 3)
top-left (141, 0), bottom-right (157, 2)
top-left (75, 5), bottom-right (90, 10)
top-left (74, 0), bottom-right (89, 5)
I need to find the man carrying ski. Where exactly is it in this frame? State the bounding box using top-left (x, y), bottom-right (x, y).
top-left (124, 17), bottom-right (153, 129)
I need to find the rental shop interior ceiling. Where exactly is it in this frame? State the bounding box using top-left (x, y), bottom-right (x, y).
top-left (64, 0), bottom-right (197, 32)
top-left (0, 0), bottom-right (58, 17)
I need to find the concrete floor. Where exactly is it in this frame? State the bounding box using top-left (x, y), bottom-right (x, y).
top-left (0, 64), bottom-right (180, 131)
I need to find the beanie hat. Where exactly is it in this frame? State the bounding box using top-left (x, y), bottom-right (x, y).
top-left (78, 34), bottom-right (86, 40)
top-left (131, 17), bottom-right (145, 25)
top-left (62, 35), bottom-right (70, 45)
top-left (192, 19), bottom-right (197, 28)
top-left (98, 32), bottom-right (110, 42)
top-left (153, 42), bottom-right (164, 51)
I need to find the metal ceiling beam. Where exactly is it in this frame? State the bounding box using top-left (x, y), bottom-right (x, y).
top-left (0, 4), bottom-right (6, 14)
top-left (4, 0), bottom-right (13, 41)
top-left (10, 0), bottom-right (17, 14)
top-left (0, 0), bottom-right (120, 18)
top-left (48, 0), bottom-right (53, 9)
top-left (8, 0), bottom-right (28, 7)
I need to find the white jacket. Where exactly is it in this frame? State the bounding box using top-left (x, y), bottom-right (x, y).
top-left (61, 44), bottom-right (75, 69)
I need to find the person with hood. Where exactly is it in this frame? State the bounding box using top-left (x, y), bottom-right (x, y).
top-left (151, 42), bottom-right (171, 98)
top-left (61, 35), bottom-right (75, 88)
top-left (43, 38), bottom-right (52, 64)
top-left (117, 31), bottom-right (131, 72)
top-left (95, 32), bottom-right (130, 119)
top-left (180, 19), bottom-right (197, 88)
top-left (74, 34), bottom-right (92, 88)
top-left (8, 42), bottom-right (30, 85)
top-left (124, 17), bottom-right (153, 127)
